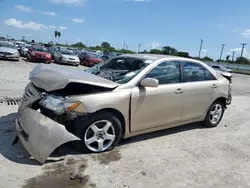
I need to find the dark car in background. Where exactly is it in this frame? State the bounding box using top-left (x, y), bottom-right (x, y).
top-left (27, 45), bottom-right (52, 64)
top-left (79, 51), bottom-right (104, 67)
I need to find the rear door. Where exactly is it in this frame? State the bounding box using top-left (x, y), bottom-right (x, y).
top-left (179, 61), bottom-right (218, 121)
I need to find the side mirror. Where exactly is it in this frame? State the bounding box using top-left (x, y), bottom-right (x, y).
top-left (140, 78), bottom-right (159, 88)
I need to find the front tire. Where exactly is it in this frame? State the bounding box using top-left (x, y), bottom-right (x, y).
top-left (203, 100), bottom-right (225, 127)
top-left (76, 111), bottom-right (122, 153)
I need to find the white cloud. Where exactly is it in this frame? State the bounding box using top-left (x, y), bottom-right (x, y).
top-left (216, 24), bottom-right (224, 28)
top-left (232, 28), bottom-right (237, 32)
top-left (4, 18), bottom-right (47, 31)
top-left (151, 41), bottom-right (161, 49)
top-left (43, 11), bottom-right (56, 16)
top-left (25, 34), bottom-right (32, 37)
top-left (49, 25), bottom-right (57, 29)
top-left (241, 29), bottom-right (250, 38)
top-left (72, 18), bottom-right (84, 23)
top-left (50, 0), bottom-right (86, 6)
top-left (59, 26), bottom-right (68, 30)
top-left (15, 5), bottom-right (32, 12)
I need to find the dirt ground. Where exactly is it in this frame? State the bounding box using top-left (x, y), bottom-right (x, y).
top-left (1, 59), bottom-right (250, 188)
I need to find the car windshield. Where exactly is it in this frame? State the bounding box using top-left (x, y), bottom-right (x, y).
top-left (86, 57), bottom-right (150, 84)
top-left (61, 49), bottom-right (75, 55)
top-left (33, 46), bottom-right (48, 52)
top-left (0, 42), bottom-right (15, 48)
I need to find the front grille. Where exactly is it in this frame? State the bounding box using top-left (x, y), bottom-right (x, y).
top-left (69, 58), bottom-right (75, 60)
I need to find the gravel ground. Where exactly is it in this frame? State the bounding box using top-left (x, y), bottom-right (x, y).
top-left (0, 59), bottom-right (250, 188)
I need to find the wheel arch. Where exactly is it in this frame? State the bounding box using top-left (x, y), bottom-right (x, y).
top-left (94, 108), bottom-right (126, 136)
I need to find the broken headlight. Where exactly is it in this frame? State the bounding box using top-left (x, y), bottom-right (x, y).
top-left (39, 95), bottom-right (80, 115)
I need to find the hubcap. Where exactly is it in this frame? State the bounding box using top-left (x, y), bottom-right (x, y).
top-left (209, 104), bottom-right (223, 124)
top-left (84, 120), bottom-right (116, 152)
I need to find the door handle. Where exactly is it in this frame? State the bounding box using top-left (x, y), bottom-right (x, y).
top-left (175, 88), bottom-right (183, 94)
top-left (212, 84), bottom-right (217, 89)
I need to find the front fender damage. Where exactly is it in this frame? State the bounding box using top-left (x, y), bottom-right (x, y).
top-left (16, 108), bottom-right (80, 164)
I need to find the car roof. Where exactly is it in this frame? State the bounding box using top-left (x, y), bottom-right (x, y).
top-left (119, 53), bottom-right (202, 63)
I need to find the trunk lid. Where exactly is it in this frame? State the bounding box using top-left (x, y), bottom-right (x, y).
top-left (29, 64), bottom-right (119, 92)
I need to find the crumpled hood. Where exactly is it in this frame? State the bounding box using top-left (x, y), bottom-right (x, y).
top-left (62, 54), bottom-right (79, 60)
top-left (0, 47), bottom-right (18, 54)
top-left (29, 64), bottom-right (119, 92)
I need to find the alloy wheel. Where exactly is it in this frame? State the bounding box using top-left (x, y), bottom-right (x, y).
top-left (209, 104), bottom-right (223, 124)
top-left (84, 120), bottom-right (116, 152)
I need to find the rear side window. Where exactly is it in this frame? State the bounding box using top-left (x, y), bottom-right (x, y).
top-left (183, 62), bottom-right (206, 82)
top-left (205, 69), bottom-right (216, 80)
top-left (182, 62), bottom-right (215, 82)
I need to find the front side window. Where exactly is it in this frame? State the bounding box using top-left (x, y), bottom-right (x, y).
top-left (146, 61), bottom-right (181, 84)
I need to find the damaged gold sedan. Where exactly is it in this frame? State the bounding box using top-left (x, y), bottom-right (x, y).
top-left (15, 54), bottom-right (232, 163)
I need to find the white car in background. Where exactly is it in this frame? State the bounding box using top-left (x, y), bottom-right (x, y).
top-left (0, 41), bottom-right (20, 61)
top-left (54, 48), bottom-right (80, 66)
top-left (209, 64), bottom-right (232, 83)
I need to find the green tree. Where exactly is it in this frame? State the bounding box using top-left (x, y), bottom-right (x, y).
top-left (202, 56), bottom-right (214, 62)
top-left (162, 46), bottom-right (177, 55)
top-left (101, 42), bottom-right (111, 49)
top-left (236, 57), bottom-right (250, 64)
top-left (149, 49), bottom-right (162, 54)
top-left (57, 32), bottom-right (61, 44)
top-left (71, 42), bottom-right (86, 49)
top-left (226, 55), bottom-right (230, 63)
top-left (54, 31), bottom-right (58, 44)
top-left (177, 51), bottom-right (189, 58)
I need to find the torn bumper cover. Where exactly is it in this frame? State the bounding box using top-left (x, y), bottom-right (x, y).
top-left (16, 108), bottom-right (80, 164)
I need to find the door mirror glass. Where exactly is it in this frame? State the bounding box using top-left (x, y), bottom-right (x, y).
top-left (140, 78), bottom-right (159, 88)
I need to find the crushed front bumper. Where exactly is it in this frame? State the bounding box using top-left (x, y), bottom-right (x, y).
top-left (16, 108), bottom-right (80, 164)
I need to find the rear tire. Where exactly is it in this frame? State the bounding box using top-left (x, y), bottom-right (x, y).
top-left (203, 100), bottom-right (225, 127)
top-left (74, 111), bottom-right (122, 153)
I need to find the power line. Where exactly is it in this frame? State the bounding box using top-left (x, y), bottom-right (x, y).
top-left (219, 44), bottom-right (226, 61)
top-left (198, 39), bottom-right (203, 58)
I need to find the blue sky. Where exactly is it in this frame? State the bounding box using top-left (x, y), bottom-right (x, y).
top-left (1, 0), bottom-right (250, 59)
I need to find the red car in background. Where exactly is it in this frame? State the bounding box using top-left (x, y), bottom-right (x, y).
top-left (79, 52), bottom-right (104, 67)
top-left (27, 46), bottom-right (52, 64)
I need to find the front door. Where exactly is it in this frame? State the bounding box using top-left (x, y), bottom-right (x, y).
top-left (131, 61), bottom-right (184, 132)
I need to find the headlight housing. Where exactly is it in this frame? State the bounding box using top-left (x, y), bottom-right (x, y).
top-left (39, 95), bottom-right (81, 115)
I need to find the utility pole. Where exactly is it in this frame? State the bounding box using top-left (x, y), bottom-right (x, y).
top-left (22, 36), bottom-right (25, 41)
top-left (138, 44), bottom-right (141, 53)
top-left (198, 39), bottom-right (203, 58)
top-left (219, 44), bottom-right (226, 61)
top-left (240, 43), bottom-right (247, 59)
top-left (232, 51), bottom-right (235, 63)
top-left (126, 44), bottom-right (128, 50)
